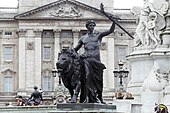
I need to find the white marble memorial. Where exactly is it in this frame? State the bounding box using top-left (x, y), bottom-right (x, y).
top-left (127, 0), bottom-right (170, 113)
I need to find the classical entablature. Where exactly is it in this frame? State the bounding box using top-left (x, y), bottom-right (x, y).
top-left (14, 0), bottom-right (110, 20)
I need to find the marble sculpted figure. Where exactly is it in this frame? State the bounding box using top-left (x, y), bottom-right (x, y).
top-left (132, 0), bottom-right (169, 47)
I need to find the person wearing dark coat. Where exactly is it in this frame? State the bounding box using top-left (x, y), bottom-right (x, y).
top-left (28, 86), bottom-right (43, 106)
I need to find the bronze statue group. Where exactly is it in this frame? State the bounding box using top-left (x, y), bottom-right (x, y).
top-left (56, 3), bottom-right (115, 104)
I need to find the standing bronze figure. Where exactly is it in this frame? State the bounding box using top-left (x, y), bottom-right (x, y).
top-left (57, 3), bottom-right (116, 103)
top-left (74, 4), bottom-right (115, 103)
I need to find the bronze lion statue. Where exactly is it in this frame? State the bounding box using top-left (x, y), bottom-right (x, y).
top-left (56, 48), bottom-right (85, 103)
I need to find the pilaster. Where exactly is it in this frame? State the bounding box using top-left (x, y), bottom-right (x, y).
top-left (53, 29), bottom-right (61, 88)
top-left (101, 34), bottom-right (115, 91)
top-left (18, 29), bottom-right (27, 92)
top-left (34, 29), bottom-right (42, 88)
top-left (107, 35), bottom-right (115, 90)
top-left (73, 29), bottom-right (80, 47)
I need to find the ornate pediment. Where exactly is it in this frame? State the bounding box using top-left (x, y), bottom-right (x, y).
top-left (14, 0), bottom-right (106, 20)
top-left (50, 3), bottom-right (83, 18)
top-left (1, 68), bottom-right (16, 75)
top-left (41, 68), bottom-right (52, 75)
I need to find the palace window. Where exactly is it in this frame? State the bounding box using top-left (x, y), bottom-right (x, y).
top-left (42, 75), bottom-right (52, 92)
top-left (43, 46), bottom-right (51, 61)
top-left (4, 46), bottom-right (13, 62)
top-left (5, 32), bottom-right (12, 35)
top-left (4, 76), bottom-right (13, 92)
top-left (116, 46), bottom-right (127, 62)
top-left (118, 32), bottom-right (126, 37)
top-left (61, 30), bottom-right (72, 38)
top-left (42, 30), bottom-right (53, 38)
top-left (60, 30), bottom-right (73, 49)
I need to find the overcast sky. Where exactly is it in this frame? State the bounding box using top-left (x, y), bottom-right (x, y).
top-left (0, 0), bottom-right (144, 8)
top-left (114, 0), bottom-right (143, 8)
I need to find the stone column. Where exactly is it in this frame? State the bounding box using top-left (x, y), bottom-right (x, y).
top-left (34, 29), bottom-right (42, 89)
top-left (73, 29), bottom-right (80, 47)
top-left (53, 29), bottom-right (61, 88)
top-left (107, 34), bottom-right (115, 90)
top-left (101, 34), bottom-right (115, 91)
top-left (24, 29), bottom-right (35, 91)
top-left (18, 29), bottom-right (27, 95)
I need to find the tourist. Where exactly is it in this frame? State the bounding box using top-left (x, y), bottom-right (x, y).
top-left (28, 86), bottom-right (43, 106)
top-left (16, 95), bottom-right (25, 106)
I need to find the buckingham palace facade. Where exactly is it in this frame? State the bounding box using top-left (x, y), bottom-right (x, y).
top-left (0, 0), bottom-right (137, 105)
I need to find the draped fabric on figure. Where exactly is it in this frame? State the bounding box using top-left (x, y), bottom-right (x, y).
top-left (80, 56), bottom-right (106, 103)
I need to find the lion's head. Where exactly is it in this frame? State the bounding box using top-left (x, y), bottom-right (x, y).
top-left (56, 48), bottom-right (80, 73)
top-left (56, 49), bottom-right (73, 73)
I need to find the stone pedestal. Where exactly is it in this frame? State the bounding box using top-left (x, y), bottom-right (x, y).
top-left (126, 47), bottom-right (154, 102)
top-left (112, 100), bottom-right (134, 113)
top-left (126, 47), bottom-right (170, 113)
top-left (141, 91), bottom-right (162, 113)
top-left (57, 103), bottom-right (116, 111)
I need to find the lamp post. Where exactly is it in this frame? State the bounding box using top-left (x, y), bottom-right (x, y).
top-left (51, 68), bottom-right (65, 104)
top-left (52, 68), bottom-right (57, 77)
top-left (113, 61), bottom-right (129, 92)
top-left (52, 68), bottom-right (61, 85)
